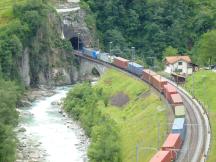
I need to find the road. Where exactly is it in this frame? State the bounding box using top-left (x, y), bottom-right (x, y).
top-left (73, 51), bottom-right (211, 162)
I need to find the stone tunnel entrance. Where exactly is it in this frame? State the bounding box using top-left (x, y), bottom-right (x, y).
top-left (70, 37), bottom-right (84, 50)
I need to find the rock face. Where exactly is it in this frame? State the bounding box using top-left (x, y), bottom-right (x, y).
top-left (60, 3), bottom-right (95, 47)
top-left (17, 1), bottom-right (101, 87)
top-left (18, 48), bottom-right (31, 87)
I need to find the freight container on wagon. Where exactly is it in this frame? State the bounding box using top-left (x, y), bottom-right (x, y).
top-left (163, 84), bottom-right (177, 103)
top-left (174, 105), bottom-right (185, 118)
top-left (98, 52), bottom-right (110, 63)
top-left (161, 133), bottom-right (183, 160)
top-left (141, 69), bottom-right (157, 83)
top-left (170, 93), bottom-right (183, 107)
top-left (151, 75), bottom-right (167, 92)
top-left (109, 55), bottom-right (116, 63)
top-left (113, 57), bottom-right (129, 69)
top-left (149, 150), bottom-right (172, 162)
top-left (172, 118), bottom-right (186, 140)
top-left (127, 62), bottom-right (144, 76)
top-left (83, 48), bottom-right (100, 59)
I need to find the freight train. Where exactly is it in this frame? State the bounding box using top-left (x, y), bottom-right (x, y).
top-left (81, 47), bottom-right (186, 162)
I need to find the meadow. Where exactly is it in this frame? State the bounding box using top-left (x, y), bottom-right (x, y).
top-left (184, 70), bottom-right (216, 162)
top-left (95, 69), bottom-right (169, 162)
top-left (0, 0), bottom-right (26, 26)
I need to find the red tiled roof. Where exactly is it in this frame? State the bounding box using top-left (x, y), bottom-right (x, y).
top-left (165, 56), bottom-right (191, 64)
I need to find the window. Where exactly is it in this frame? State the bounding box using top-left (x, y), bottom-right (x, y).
top-left (178, 62), bottom-right (183, 65)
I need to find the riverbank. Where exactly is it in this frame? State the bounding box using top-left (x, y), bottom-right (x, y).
top-left (16, 86), bottom-right (89, 162)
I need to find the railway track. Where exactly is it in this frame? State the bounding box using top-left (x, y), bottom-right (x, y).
top-left (74, 51), bottom-right (211, 162)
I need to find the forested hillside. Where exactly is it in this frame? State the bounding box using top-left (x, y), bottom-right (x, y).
top-left (83, 0), bottom-right (216, 65)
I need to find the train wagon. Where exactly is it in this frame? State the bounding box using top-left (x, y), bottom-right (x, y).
top-left (127, 62), bottom-right (144, 76)
top-left (83, 48), bottom-right (100, 59)
top-left (149, 150), bottom-right (171, 162)
top-left (174, 105), bottom-right (185, 118)
top-left (161, 133), bottom-right (183, 161)
top-left (109, 55), bottom-right (116, 63)
top-left (113, 57), bottom-right (129, 69)
top-left (141, 69), bottom-right (157, 83)
top-left (170, 93), bottom-right (183, 107)
top-left (151, 75), bottom-right (168, 92)
top-left (172, 118), bottom-right (186, 140)
top-left (163, 83), bottom-right (177, 103)
top-left (98, 52), bottom-right (110, 63)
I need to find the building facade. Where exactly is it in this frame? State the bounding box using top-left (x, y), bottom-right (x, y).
top-left (164, 56), bottom-right (193, 75)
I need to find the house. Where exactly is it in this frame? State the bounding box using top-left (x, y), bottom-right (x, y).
top-left (164, 56), bottom-right (193, 75)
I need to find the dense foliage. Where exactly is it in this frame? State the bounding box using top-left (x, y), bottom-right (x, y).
top-left (193, 30), bottom-right (216, 65)
top-left (0, 0), bottom-right (73, 85)
top-left (64, 83), bottom-right (121, 162)
top-left (83, 0), bottom-right (216, 65)
top-left (0, 78), bottom-right (22, 162)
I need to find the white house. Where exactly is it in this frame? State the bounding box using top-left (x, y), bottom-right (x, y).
top-left (164, 56), bottom-right (193, 75)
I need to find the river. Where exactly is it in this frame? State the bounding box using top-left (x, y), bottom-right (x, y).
top-left (16, 86), bottom-right (89, 162)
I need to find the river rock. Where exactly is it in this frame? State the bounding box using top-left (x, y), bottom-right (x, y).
top-left (42, 91), bottom-right (56, 97)
top-left (18, 127), bottom-right (27, 132)
top-left (18, 100), bottom-right (32, 107)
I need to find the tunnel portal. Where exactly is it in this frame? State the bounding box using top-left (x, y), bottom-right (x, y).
top-left (70, 37), bottom-right (84, 50)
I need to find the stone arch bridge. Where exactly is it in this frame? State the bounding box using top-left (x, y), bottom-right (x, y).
top-left (74, 51), bottom-right (108, 79)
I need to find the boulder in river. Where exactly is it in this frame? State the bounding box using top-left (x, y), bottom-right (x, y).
top-left (18, 127), bottom-right (27, 132)
top-left (18, 100), bottom-right (32, 107)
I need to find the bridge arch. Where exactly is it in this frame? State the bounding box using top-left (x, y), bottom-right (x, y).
top-left (79, 58), bottom-right (107, 78)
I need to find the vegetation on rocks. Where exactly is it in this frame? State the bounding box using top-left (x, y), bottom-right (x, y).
top-left (64, 69), bottom-right (169, 162)
top-left (0, 0), bottom-right (73, 85)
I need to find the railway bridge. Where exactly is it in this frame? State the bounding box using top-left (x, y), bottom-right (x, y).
top-left (78, 56), bottom-right (108, 77)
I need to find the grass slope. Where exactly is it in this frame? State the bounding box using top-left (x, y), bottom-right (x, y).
top-left (184, 70), bottom-right (216, 162)
top-left (95, 69), bottom-right (169, 162)
top-left (0, 0), bottom-right (26, 26)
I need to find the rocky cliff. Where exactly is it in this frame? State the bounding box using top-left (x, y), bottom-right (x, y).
top-left (18, 1), bottom-right (96, 87)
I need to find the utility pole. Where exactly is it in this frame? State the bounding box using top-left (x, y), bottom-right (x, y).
top-left (109, 42), bottom-right (113, 55)
top-left (131, 47), bottom-right (135, 61)
top-left (147, 56), bottom-right (156, 70)
top-left (131, 47), bottom-right (135, 73)
top-left (192, 72), bottom-right (195, 98)
top-left (97, 39), bottom-right (100, 50)
top-left (78, 33), bottom-right (80, 51)
top-left (136, 144), bottom-right (139, 162)
top-left (157, 120), bottom-right (160, 149)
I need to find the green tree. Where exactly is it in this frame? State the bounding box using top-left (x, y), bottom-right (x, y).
top-left (162, 46), bottom-right (178, 57)
top-left (194, 30), bottom-right (216, 66)
top-left (0, 78), bottom-right (22, 162)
